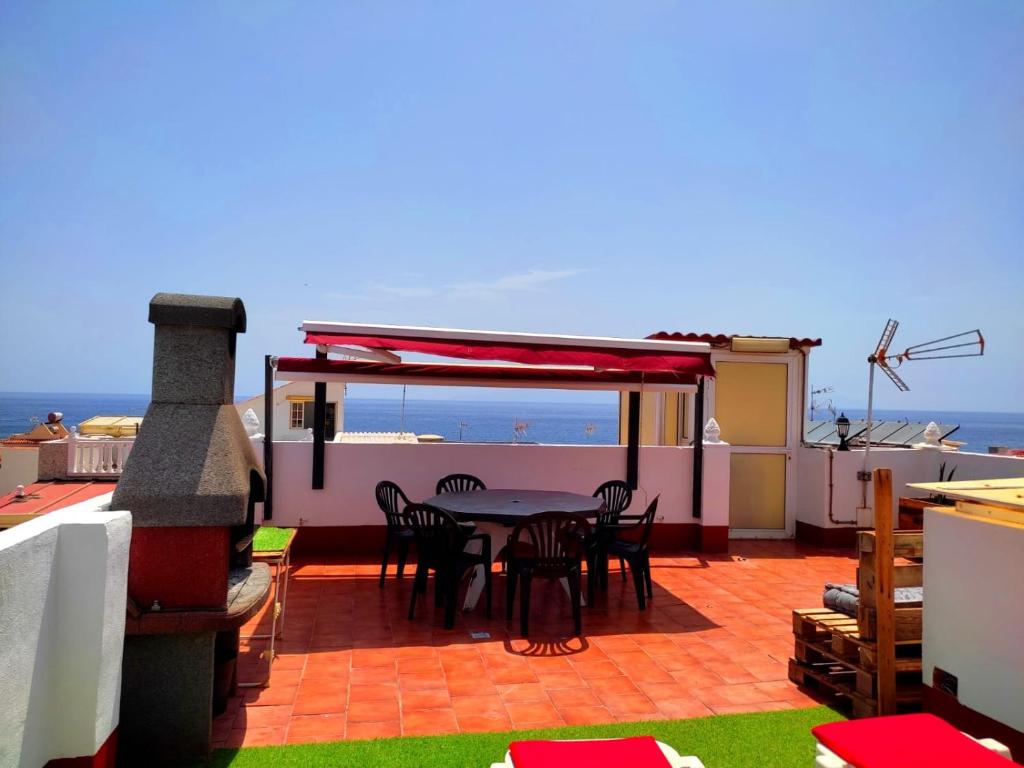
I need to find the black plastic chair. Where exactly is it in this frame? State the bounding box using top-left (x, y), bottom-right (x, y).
top-left (435, 473), bottom-right (486, 495)
top-left (403, 503), bottom-right (492, 629)
top-left (591, 480), bottom-right (633, 590)
top-left (375, 480), bottom-right (414, 588)
top-left (606, 496), bottom-right (660, 610)
top-left (506, 511), bottom-right (591, 637)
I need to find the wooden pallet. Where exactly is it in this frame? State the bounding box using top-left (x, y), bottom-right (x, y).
top-left (788, 657), bottom-right (921, 719)
top-left (791, 605), bottom-right (922, 717)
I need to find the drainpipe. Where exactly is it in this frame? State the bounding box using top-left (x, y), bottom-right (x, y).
top-left (827, 446), bottom-right (857, 525)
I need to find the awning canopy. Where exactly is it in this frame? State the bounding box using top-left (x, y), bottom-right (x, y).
top-left (301, 321), bottom-right (715, 376)
top-left (276, 357), bottom-right (700, 392)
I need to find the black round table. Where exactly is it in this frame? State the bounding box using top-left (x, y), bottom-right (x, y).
top-left (421, 489), bottom-right (605, 610)
top-left (422, 488), bottom-right (605, 526)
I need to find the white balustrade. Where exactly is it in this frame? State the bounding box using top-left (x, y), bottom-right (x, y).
top-left (67, 431), bottom-right (134, 476)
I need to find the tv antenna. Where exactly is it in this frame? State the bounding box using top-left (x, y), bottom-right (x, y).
top-left (861, 320), bottom-right (984, 481)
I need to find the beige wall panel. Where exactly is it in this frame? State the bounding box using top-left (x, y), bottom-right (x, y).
top-left (729, 453), bottom-right (787, 529)
top-left (715, 362), bottom-right (787, 447)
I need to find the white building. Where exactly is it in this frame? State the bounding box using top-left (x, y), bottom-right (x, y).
top-left (236, 381), bottom-right (346, 441)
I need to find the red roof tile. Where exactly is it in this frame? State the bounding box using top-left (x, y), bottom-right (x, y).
top-left (0, 480), bottom-right (117, 526)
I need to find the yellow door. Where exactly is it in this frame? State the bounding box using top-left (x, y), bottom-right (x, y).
top-left (714, 361), bottom-right (791, 533)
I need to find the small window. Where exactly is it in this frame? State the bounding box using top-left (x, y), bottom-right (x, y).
top-left (289, 401), bottom-right (304, 429)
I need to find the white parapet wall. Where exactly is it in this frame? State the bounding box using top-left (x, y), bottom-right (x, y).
top-left (796, 446), bottom-right (1024, 531)
top-left (0, 493), bottom-right (130, 768)
top-left (270, 442), bottom-right (714, 528)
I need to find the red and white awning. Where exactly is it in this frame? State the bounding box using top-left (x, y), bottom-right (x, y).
top-left (276, 321), bottom-right (714, 392)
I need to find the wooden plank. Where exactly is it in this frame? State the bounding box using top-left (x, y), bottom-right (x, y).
top-left (858, 554), bottom-right (922, 593)
top-left (859, 606), bottom-right (922, 642)
top-left (874, 467), bottom-right (896, 716)
top-left (859, 530), bottom-right (924, 558)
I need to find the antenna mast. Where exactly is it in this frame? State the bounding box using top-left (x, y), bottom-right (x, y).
top-left (859, 320), bottom-right (984, 507)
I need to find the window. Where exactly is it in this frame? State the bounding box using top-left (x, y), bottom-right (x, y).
top-left (289, 401), bottom-right (304, 429)
top-left (293, 401), bottom-right (339, 438)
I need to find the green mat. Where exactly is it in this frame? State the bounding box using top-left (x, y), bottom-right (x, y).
top-left (190, 706), bottom-right (844, 767)
top-left (253, 526), bottom-right (294, 552)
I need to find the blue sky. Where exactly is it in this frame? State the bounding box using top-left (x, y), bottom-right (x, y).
top-left (1, 2), bottom-right (1021, 410)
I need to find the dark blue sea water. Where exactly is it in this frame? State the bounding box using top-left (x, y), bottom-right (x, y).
top-left (1, 392), bottom-right (1022, 450)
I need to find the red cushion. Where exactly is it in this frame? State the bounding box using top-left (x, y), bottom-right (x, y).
top-left (508, 736), bottom-right (672, 768)
top-left (812, 714), bottom-right (1017, 768)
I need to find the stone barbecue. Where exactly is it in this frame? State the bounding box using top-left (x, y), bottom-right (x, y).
top-left (111, 293), bottom-right (270, 763)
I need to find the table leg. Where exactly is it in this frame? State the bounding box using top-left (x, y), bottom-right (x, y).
top-left (462, 521), bottom-right (505, 612)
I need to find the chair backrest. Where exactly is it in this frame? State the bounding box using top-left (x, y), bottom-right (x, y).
top-left (402, 503), bottom-right (463, 560)
top-left (436, 473), bottom-right (486, 495)
top-left (594, 480), bottom-right (632, 525)
top-left (635, 496), bottom-right (660, 546)
top-left (375, 480), bottom-right (411, 528)
top-left (510, 511), bottom-right (591, 569)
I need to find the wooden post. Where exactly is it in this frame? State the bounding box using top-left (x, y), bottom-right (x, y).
top-left (873, 467), bottom-right (896, 715)
top-left (626, 392), bottom-right (641, 490)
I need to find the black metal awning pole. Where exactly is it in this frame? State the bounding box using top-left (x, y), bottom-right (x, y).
top-left (264, 355), bottom-right (274, 519)
top-left (691, 376), bottom-right (705, 519)
top-left (312, 348), bottom-right (327, 490)
top-left (626, 391), bottom-right (641, 490)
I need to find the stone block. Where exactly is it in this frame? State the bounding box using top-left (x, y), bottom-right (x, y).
top-left (119, 633), bottom-right (216, 763)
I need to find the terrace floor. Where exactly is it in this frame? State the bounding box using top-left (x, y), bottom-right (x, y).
top-left (221, 541), bottom-right (856, 748)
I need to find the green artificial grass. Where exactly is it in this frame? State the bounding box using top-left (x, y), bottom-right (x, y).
top-left (191, 706), bottom-right (844, 768)
top-left (252, 526), bottom-right (294, 553)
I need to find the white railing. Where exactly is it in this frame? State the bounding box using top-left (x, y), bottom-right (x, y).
top-left (67, 432), bottom-right (134, 476)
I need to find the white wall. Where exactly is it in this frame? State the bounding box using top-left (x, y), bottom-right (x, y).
top-left (923, 507), bottom-right (1024, 732)
top-left (796, 446), bottom-right (1024, 529)
top-left (237, 382), bottom-right (346, 441)
top-left (270, 442), bottom-right (715, 528)
top-left (0, 446), bottom-right (39, 495)
top-left (0, 494), bottom-right (130, 767)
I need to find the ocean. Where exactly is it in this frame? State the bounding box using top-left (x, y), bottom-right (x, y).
top-left (1, 392), bottom-right (1023, 450)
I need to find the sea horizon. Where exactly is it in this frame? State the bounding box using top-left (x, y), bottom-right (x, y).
top-left (2, 391), bottom-right (1023, 450)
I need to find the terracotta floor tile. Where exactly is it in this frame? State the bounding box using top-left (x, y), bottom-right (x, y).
top-left (350, 665), bottom-right (399, 685)
top-left (569, 660), bottom-right (622, 680)
top-left (226, 726), bottom-right (287, 747)
top-left (456, 713), bottom-right (515, 733)
top-left (655, 698), bottom-right (715, 719)
top-left (293, 690), bottom-right (346, 716)
top-left (286, 714), bottom-right (346, 744)
top-left (451, 694), bottom-right (508, 719)
top-left (402, 708), bottom-right (459, 736)
top-left (401, 689), bottom-right (452, 710)
top-left (505, 700), bottom-right (562, 727)
top-left (533, 670), bottom-right (585, 689)
top-left (243, 684), bottom-right (299, 707)
top-left (349, 683), bottom-right (398, 703)
top-left (233, 703), bottom-right (293, 729)
top-left (447, 677), bottom-right (499, 697)
top-left (398, 671), bottom-right (448, 691)
top-left (347, 698), bottom-right (401, 723)
top-left (488, 666), bottom-right (540, 685)
top-left (497, 682), bottom-right (549, 702)
top-left (345, 720), bottom-right (402, 740)
top-left (548, 687), bottom-right (602, 708)
top-left (598, 693), bottom-right (659, 716)
top-left (586, 675), bottom-right (642, 697)
top-left (557, 704), bottom-right (616, 725)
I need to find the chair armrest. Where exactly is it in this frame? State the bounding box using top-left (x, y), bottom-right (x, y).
top-left (464, 531), bottom-right (492, 560)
